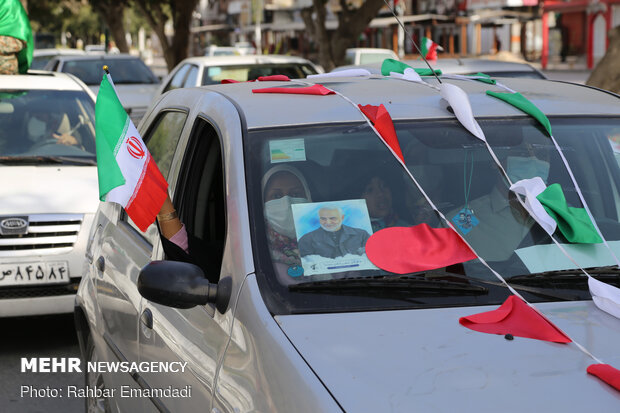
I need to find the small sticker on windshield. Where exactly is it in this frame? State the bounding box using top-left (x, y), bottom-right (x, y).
top-left (269, 138), bottom-right (306, 163)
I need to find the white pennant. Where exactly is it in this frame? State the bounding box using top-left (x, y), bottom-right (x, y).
top-left (439, 83), bottom-right (486, 141)
top-left (389, 68), bottom-right (422, 83)
top-left (588, 277), bottom-right (620, 319)
top-left (509, 177), bottom-right (557, 236)
top-left (307, 68), bottom-right (371, 79)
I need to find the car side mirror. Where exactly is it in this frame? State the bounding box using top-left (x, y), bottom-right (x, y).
top-left (138, 260), bottom-right (231, 314)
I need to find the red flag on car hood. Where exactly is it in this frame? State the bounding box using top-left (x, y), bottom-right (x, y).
top-left (459, 295), bottom-right (572, 343)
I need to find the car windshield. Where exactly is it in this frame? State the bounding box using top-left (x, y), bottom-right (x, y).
top-left (201, 64), bottom-right (318, 84)
top-left (246, 117), bottom-right (620, 314)
top-left (0, 89), bottom-right (96, 163)
top-left (61, 58), bottom-right (159, 85)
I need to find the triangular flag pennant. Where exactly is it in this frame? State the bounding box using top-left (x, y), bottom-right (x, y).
top-left (587, 364), bottom-right (620, 392)
top-left (459, 295), bottom-right (572, 343)
top-left (509, 177), bottom-right (557, 236)
top-left (536, 183), bottom-right (602, 244)
top-left (440, 83), bottom-right (486, 141)
top-left (95, 73), bottom-right (168, 232)
top-left (307, 68), bottom-right (371, 79)
top-left (588, 277), bottom-right (620, 319)
top-left (486, 91), bottom-right (552, 137)
top-left (466, 72), bottom-right (496, 85)
top-left (358, 104), bottom-right (404, 161)
top-left (389, 68), bottom-right (422, 83)
top-left (365, 224), bottom-right (477, 274)
top-left (420, 36), bottom-right (443, 60)
top-left (252, 84), bottom-right (335, 95)
top-left (257, 75), bottom-right (290, 81)
top-left (381, 59), bottom-right (442, 77)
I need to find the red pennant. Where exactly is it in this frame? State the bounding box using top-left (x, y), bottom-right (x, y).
top-left (358, 104), bottom-right (404, 161)
top-left (587, 364), bottom-right (620, 392)
top-left (221, 79), bottom-right (241, 84)
top-left (252, 84), bottom-right (335, 95)
top-left (459, 295), bottom-right (572, 343)
top-left (257, 75), bottom-right (290, 81)
top-left (365, 223), bottom-right (476, 274)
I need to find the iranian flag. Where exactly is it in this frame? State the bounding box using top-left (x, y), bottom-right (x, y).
top-left (420, 37), bottom-right (443, 60)
top-left (95, 72), bottom-right (168, 232)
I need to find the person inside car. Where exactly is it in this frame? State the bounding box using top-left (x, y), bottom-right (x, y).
top-left (26, 105), bottom-right (80, 149)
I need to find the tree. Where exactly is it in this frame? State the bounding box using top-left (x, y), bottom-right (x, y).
top-left (586, 26), bottom-right (620, 94)
top-left (89, 0), bottom-right (130, 53)
top-left (301, 0), bottom-right (386, 72)
top-left (132, 0), bottom-right (200, 71)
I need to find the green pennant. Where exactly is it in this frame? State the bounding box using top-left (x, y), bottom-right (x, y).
top-left (486, 91), bottom-right (552, 136)
top-left (380, 58), bottom-right (442, 76)
top-left (536, 183), bottom-right (602, 244)
top-left (467, 72), bottom-right (496, 85)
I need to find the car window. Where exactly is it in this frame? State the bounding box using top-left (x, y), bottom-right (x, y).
top-left (183, 65), bottom-right (199, 88)
top-left (172, 118), bottom-right (226, 283)
top-left (62, 58), bottom-right (159, 85)
top-left (144, 110), bottom-right (188, 179)
top-left (164, 64), bottom-right (191, 93)
top-left (201, 63), bottom-right (319, 84)
top-left (0, 89), bottom-right (96, 162)
top-left (246, 117), bottom-right (620, 314)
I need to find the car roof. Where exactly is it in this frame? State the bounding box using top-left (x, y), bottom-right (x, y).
top-left (50, 53), bottom-right (142, 62)
top-left (182, 77), bottom-right (620, 129)
top-left (179, 55), bottom-right (317, 66)
top-left (0, 71), bottom-right (89, 91)
top-left (32, 48), bottom-right (86, 57)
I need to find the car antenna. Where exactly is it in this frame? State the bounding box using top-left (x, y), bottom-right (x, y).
top-left (382, 0), bottom-right (442, 84)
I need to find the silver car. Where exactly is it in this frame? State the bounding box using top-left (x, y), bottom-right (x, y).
top-left (76, 75), bottom-right (620, 412)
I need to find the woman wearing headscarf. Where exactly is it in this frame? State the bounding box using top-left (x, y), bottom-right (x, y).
top-left (261, 164), bottom-right (312, 279)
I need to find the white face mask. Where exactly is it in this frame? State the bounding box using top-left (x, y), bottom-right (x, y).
top-left (264, 196), bottom-right (308, 239)
top-left (507, 156), bottom-right (550, 184)
top-left (27, 117), bottom-right (47, 141)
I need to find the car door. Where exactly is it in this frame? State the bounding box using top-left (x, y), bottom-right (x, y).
top-left (93, 109), bottom-right (187, 412)
top-left (137, 115), bottom-right (233, 412)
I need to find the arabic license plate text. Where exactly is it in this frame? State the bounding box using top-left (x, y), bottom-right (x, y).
top-left (0, 262), bottom-right (69, 286)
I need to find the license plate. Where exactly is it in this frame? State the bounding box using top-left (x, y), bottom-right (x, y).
top-left (0, 262), bottom-right (70, 286)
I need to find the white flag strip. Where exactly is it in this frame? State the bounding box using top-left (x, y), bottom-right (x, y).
top-left (588, 277), bottom-right (620, 319)
top-left (509, 177), bottom-right (557, 236)
top-left (307, 69), bottom-right (371, 79)
top-left (439, 83), bottom-right (486, 142)
top-left (389, 68), bottom-right (422, 83)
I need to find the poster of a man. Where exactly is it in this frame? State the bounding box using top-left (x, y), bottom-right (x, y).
top-left (292, 200), bottom-right (377, 276)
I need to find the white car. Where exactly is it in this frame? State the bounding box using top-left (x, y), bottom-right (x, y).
top-left (345, 47), bottom-right (399, 65)
top-left (157, 55), bottom-right (322, 96)
top-left (0, 71), bottom-right (98, 317)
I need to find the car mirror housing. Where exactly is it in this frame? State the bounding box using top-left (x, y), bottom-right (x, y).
top-left (138, 260), bottom-right (231, 313)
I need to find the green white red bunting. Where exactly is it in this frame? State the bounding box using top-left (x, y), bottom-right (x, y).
top-left (95, 73), bottom-right (168, 232)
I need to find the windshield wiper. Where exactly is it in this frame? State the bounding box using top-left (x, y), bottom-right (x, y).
top-left (289, 275), bottom-right (489, 295)
top-left (0, 155), bottom-right (95, 165)
top-left (509, 266), bottom-right (620, 281)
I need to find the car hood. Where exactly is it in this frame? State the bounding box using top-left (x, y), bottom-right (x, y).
top-left (276, 301), bottom-right (620, 412)
top-left (88, 83), bottom-right (158, 108)
top-left (0, 165), bottom-right (99, 214)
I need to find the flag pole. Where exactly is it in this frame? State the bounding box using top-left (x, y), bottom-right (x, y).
top-left (103, 65), bottom-right (109, 75)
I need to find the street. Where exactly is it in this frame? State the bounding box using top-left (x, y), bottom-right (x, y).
top-left (0, 315), bottom-right (84, 413)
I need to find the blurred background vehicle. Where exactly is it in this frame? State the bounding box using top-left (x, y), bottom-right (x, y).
top-left (334, 57), bottom-right (547, 79)
top-left (157, 54), bottom-right (322, 96)
top-left (44, 54), bottom-right (160, 125)
top-left (0, 71), bottom-right (98, 318)
top-left (345, 47), bottom-right (399, 65)
top-left (31, 48), bottom-right (85, 70)
top-left (204, 45), bottom-right (239, 57)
